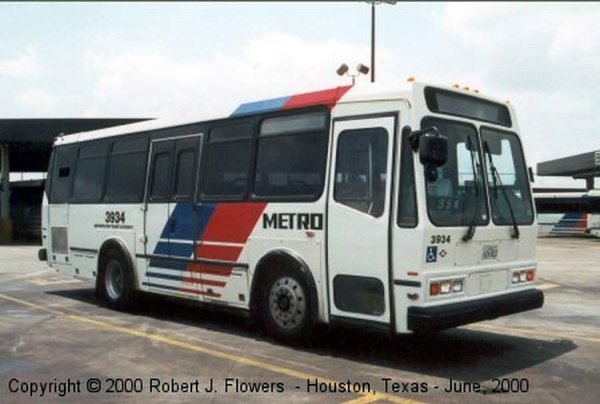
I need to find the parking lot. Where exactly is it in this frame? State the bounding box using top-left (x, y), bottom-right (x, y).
top-left (1, 237), bottom-right (599, 403)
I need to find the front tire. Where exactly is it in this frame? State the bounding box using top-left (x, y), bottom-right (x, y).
top-left (97, 248), bottom-right (134, 309)
top-left (260, 267), bottom-right (314, 342)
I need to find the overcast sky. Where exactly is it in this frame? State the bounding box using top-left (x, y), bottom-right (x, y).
top-left (1, 2), bottom-right (599, 186)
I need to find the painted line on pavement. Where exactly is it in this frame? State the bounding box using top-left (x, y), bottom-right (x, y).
top-left (0, 292), bottom-right (421, 404)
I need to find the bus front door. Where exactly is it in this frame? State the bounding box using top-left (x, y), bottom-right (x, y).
top-left (327, 116), bottom-right (395, 326)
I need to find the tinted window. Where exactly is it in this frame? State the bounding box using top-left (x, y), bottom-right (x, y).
top-left (261, 111), bottom-right (326, 135)
top-left (333, 275), bottom-right (385, 315)
top-left (423, 118), bottom-right (488, 227)
top-left (481, 128), bottom-right (534, 225)
top-left (397, 129), bottom-right (418, 227)
top-left (173, 139), bottom-right (199, 201)
top-left (149, 144), bottom-right (173, 201)
top-left (334, 128), bottom-right (388, 217)
top-left (105, 138), bottom-right (148, 202)
top-left (253, 112), bottom-right (328, 199)
top-left (425, 87), bottom-right (512, 127)
top-left (72, 143), bottom-right (108, 202)
top-left (48, 145), bottom-right (77, 203)
top-left (201, 124), bottom-right (252, 198)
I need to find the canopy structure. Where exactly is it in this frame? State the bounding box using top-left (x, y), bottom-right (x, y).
top-left (537, 151), bottom-right (600, 190)
top-left (0, 118), bottom-right (149, 242)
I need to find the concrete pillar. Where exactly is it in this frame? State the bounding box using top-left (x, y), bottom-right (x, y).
top-left (585, 177), bottom-right (595, 191)
top-left (0, 143), bottom-right (12, 243)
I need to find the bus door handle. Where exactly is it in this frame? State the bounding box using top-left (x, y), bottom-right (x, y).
top-left (170, 219), bottom-right (178, 232)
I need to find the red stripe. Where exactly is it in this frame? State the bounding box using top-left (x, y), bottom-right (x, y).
top-left (177, 286), bottom-right (221, 298)
top-left (181, 276), bottom-right (226, 287)
top-left (282, 86), bottom-right (352, 110)
top-left (186, 202), bottom-right (268, 291)
top-left (200, 202), bottom-right (268, 243)
top-left (188, 264), bottom-right (233, 277)
top-left (196, 244), bottom-right (242, 261)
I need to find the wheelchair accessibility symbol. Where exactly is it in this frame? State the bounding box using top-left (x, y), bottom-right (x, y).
top-left (426, 246), bottom-right (438, 263)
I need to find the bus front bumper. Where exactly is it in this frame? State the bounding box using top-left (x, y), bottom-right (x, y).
top-left (407, 288), bottom-right (544, 333)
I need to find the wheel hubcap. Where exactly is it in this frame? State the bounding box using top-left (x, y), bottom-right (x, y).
top-left (105, 260), bottom-right (124, 301)
top-left (269, 277), bottom-right (306, 330)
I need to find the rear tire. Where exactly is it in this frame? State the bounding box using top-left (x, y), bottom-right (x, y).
top-left (97, 248), bottom-right (134, 309)
top-left (259, 266), bottom-right (314, 342)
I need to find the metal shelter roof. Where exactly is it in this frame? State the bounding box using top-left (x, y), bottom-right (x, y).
top-left (537, 151), bottom-right (600, 179)
top-left (0, 118), bottom-right (149, 172)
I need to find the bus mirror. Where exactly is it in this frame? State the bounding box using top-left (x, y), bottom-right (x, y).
top-left (424, 165), bottom-right (438, 182)
top-left (419, 134), bottom-right (448, 167)
top-left (406, 126), bottom-right (448, 167)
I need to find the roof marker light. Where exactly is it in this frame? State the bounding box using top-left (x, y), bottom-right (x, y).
top-left (452, 84), bottom-right (460, 89)
top-left (406, 76), bottom-right (415, 82)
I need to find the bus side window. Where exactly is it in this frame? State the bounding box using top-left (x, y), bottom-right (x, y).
top-left (149, 150), bottom-right (173, 201)
top-left (334, 128), bottom-right (388, 218)
top-left (48, 145), bottom-right (77, 204)
top-left (71, 143), bottom-right (108, 202)
top-left (253, 111), bottom-right (328, 199)
top-left (200, 124), bottom-right (253, 199)
top-left (173, 137), bottom-right (200, 201)
top-left (105, 137), bottom-right (148, 203)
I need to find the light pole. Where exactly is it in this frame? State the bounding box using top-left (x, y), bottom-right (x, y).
top-left (368, 0), bottom-right (397, 83)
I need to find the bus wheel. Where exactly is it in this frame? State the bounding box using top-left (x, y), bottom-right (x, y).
top-left (98, 248), bottom-right (133, 309)
top-left (261, 268), bottom-right (314, 341)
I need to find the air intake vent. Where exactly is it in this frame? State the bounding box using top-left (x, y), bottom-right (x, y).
top-left (51, 227), bottom-right (68, 254)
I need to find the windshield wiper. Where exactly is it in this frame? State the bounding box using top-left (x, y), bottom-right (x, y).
top-left (483, 141), bottom-right (520, 239)
top-left (463, 135), bottom-right (482, 241)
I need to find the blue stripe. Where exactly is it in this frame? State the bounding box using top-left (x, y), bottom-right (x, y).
top-left (169, 242), bottom-right (196, 258)
top-left (148, 258), bottom-right (188, 270)
top-left (168, 203), bottom-right (197, 240)
top-left (230, 96), bottom-right (289, 117)
top-left (146, 272), bottom-right (187, 282)
top-left (153, 241), bottom-right (169, 255)
top-left (151, 202), bottom-right (217, 259)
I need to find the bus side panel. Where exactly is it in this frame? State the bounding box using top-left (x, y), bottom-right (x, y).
top-left (68, 203), bottom-right (141, 282)
top-left (245, 202), bottom-right (326, 320)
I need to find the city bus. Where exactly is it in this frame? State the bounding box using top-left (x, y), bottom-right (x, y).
top-left (39, 81), bottom-right (543, 340)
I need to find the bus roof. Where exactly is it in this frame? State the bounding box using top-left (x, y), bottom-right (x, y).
top-left (55, 81), bottom-right (510, 146)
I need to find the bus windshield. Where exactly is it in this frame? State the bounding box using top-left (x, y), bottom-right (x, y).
top-left (481, 127), bottom-right (534, 225)
top-left (423, 118), bottom-right (488, 227)
top-left (423, 118), bottom-right (534, 228)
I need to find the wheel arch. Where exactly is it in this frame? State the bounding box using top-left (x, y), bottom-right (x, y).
top-left (249, 248), bottom-right (319, 322)
top-left (97, 237), bottom-right (137, 291)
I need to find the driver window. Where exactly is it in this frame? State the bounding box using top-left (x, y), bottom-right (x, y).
top-left (334, 128), bottom-right (388, 217)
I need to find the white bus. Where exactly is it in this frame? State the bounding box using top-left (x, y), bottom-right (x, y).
top-left (40, 82), bottom-right (543, 340)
